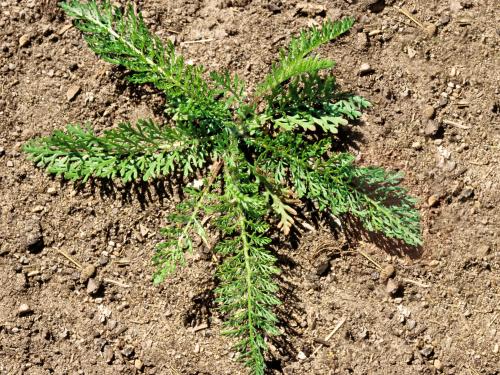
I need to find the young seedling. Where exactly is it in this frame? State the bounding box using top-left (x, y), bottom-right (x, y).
top-left (24, 1), bottom-right (422, 374)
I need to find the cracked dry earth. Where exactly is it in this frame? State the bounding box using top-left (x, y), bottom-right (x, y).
top-left (0, 0), bottom-right (499, 374)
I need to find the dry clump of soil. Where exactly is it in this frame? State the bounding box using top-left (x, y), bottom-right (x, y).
top-left (1, 0), bottom-right (499, 374)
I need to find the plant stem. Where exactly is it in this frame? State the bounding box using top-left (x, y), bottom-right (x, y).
top-left (239, 213), bottom-right (257, 347)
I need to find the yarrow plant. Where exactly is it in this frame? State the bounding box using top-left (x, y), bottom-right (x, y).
top-left (24, 1), bottom-right (422, 374)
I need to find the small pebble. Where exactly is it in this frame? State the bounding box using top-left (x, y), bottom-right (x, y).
top-left (406, 319), bottom-right (416, 330)
top-left (99, 255), bottom-right (109, 266)
top-left (87, 278), bottom-right (101, 295)
top-left (104, 346), bottom-right (114, 364)
top-left (386, 279), bottom-right (400, 296)
top-left (420, 345), bottom-right (434, 358)
top-left (359, 63), bottom-right (373, 75)
top-left (458, 187), bottom-right (474, 202)
top-left (134, 359), bottom-right (144, 370)
top-left (297, 351), bottom-right (307, 360)
top-left (434, 359), bottom-right (443, 371)
top-left (295, 2), bottom-right (326, 17)
top-left (47, 187), bottom-right (57, 195)
top-left (438, 96), bottom-right (449, 107)
top-left (107, 320), bottom-right (117, 330)
top-left (66, 84), bottom-right (81, 101)
top-left (356, 32), bottom-right (368, 49)
top-left (427, 195), bottom-right (439, 208)
top-left (439, 14), bottom-right (451, 26)
top-left (24, 222), bottom-right (44, 253)
top-left (404, 352), bottom-right (414, 364)
top-left (6, 160), bottom-right (14, 167)
top-left (122, 345), bottom-right (135, 358)
top-left (18, 303), bottom-right (32, 316)
top-left (407, 46), bottom-right (417, 59)
top-left (19, 34), bottom-right (31, 48)
top-left (412, 141), bottom-right (423, 150)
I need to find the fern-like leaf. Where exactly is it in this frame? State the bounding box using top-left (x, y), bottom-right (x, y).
top-left (23, 120), bottom-right (209, 182)
top-left (255, 18), bottom-right (354, 98)
top-left (214, 157), bottom-right (280, 374)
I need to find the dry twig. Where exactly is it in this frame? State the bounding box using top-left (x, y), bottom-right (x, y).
top-left (55, 248), bottom-right (82, 269)
top-left (103, 278), bottom-right (131, 288)
top-left (312, 317), bottom-right (346, 356)
top-left (443, 119), bottom-right (471, 130)
top-left (394, 6), bottom-right (425, 30)
top-left (180, 38), bottom-right (214, 46)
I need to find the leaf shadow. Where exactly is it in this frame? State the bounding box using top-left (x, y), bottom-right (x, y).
top-left (70, 175), bottom-right (181, 210)
top-left (109, 67), bottom-right (166, 119)
top-left (267, 253), bottom-right (304, 372)
top-left (341, 215), bottom-right (424, 259)
top-left (183, 289), bottom-right (215, 329)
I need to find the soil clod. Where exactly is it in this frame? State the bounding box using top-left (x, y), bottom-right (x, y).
top-left (80, 264), bottom-right (96, 284)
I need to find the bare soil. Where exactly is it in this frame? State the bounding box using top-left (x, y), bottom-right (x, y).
top-left (1, 0), bottom-right (499, 374)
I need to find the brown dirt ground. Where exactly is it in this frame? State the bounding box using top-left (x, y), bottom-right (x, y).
top-left (1, 0), bottom-right (499, 374)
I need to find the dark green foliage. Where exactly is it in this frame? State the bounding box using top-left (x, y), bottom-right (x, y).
top-left (24, 120), bottom-right (209, 182)
top-left (24, 2), bottom-right (422, 374)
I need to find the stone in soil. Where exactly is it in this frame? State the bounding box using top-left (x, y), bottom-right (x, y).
top-left (297, 351), bottom-right (307, 360)
top-left (104, 346), bottom-right (114, 364)
top-left (121, 345), bottom-right (135, 358)
top-left (295, 3), bottom-right (326, 17)
top-left (433, 359), bottom-right (443, 370)
top-left (457, 187), bottom-right (474, 202)
top-left (47, 187), bottom-right (57, 195)
top-left (18, 303), bottom-right (33, 316)
top-left (24, 221), bottom-right (44, 253)
top-left (19, 34), bottom-right (31, 48)
top-left (420, 345), bottom-right (434, 358)
top-left (427, 194), bottom-right (439, 207)
top-left (66, 85), bottom-right (81, 101)
top-left (359, 63), bottom-right (374, 75)
top-left (134, 359), bottom-right (144, 370)
top-left (386, 278), bottom-right (401, 296)
top-left (87, 278), bottom-right (101, 295)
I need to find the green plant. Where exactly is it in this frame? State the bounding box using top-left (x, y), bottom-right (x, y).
top-left (24, 1), bottom-right (422, 374)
